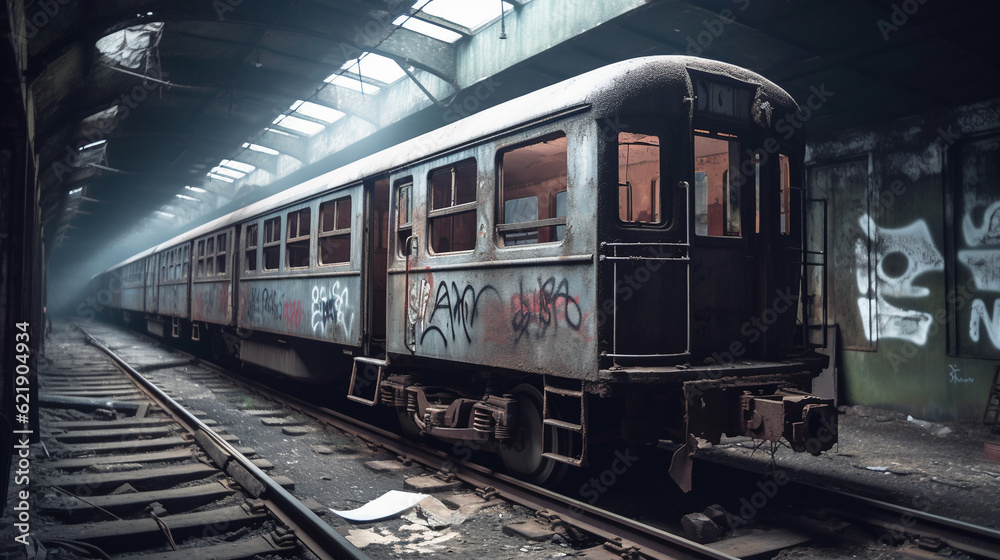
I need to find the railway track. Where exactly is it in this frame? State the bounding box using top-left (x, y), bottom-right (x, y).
top-left (37, 321), bottom-right (1000, 560)
top-left (29, 324), bottom-right (368, 560)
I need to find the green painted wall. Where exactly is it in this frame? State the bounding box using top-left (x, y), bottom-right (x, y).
top-left (807, 100), bottom-right (1000, 421)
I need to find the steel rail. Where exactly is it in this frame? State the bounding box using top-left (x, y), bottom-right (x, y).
top-left (78, 325), bottom-right (371, 560)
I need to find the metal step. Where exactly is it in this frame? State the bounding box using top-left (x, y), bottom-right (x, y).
top-left (543, 418), bottom-right (583, 433)
top-left (346, 356), bottom-right (386, 406)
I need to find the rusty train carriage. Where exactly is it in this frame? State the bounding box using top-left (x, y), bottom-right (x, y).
top-left (99, 57), bottom-right (837, 486)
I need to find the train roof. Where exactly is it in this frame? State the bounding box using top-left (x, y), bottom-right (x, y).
top-left (102, 55), bottom-right (797, 274)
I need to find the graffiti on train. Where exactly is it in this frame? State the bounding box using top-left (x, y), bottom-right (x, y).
top-left (960, 200), bottom-right (1000, 350)
top-left (418, 280), bottom-right (502, 347)
top-left (855, 214), bottom-right (944, 346)
top-left (242, 285), bottom-right (303, 330)
top-left (244, 286), bottom-right (283, 323)
top-left (511, 277), bottom-right (583, 343)
top-left (311, 282), bottom-right (353, 337)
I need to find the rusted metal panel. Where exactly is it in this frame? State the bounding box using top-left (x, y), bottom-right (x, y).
top-left (192, 279), bottom-right (232, 324)
top-left (157, 282), bottom-right (189, 318)
top-left (121, 287), bottom-right (144, 311)
top-left (237, 275), bottom-right (362, 346)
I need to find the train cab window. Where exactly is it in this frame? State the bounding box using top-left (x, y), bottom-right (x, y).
top-left (319, 196), bottom-right (351, 265)
top-left (618, 132), bottom-right (661, 224)
top-left (263, 217), bottom-right (280, 270)
top-left (498, 133), bottom-right (568, 246)
top-left (428, 159), bottom-right (477, 253)
top-left (286, 208), bottom-right (311, 269)
top-left (216, 233), bottom-right (227, 274)
top-left (245, 224), bottom-right (258, 272)
top-left (779, 154), bottom-right (792, 235)
top-left (694, 133), bottom-right (741, 237)
top-left (395, 180), bottom-right (413, 256)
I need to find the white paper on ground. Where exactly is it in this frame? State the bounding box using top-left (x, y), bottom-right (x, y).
top-left (331, 490), bottom-right (431, 522)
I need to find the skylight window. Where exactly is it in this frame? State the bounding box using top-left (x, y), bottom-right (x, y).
top-left (219, 159), bottom-right (256, 174)
top-left (185, 185), bottom-right (206, 193)
top-left (324, 73), bottom-right (381, 94)
top-left (343, 53), bottom-right (407, 85)
top-left (155, 210), bottom-right (175, 218)
top-left (211, 166), bottom-right (246, 179)
top-left (176, 193), bottom-right (199, 201)
top-left (264, 127), bottom-right (298, 138)
top-left (69, 187), bottom-right (84, 195)
top-left (393, 15), bottom-right (463, 43)
top-left (413, 0), bottom-right (513, 31)
top-left (243, 142), bottom-right (280, 155)
top-left (291, 100), bottom-right (345, 124)
top-left (272, 114), bottom-right (326, 136)
top-left (208, 173), bottom-right (235, 183)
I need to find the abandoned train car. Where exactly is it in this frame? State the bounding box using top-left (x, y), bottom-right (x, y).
top-left (98, 56), bottom-right (837, 485)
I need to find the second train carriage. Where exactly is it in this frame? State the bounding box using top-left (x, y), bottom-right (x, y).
top-left (100, 56), bottom-right (837, 486)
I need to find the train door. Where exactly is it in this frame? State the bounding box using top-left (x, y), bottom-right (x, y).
top-left (604, 128), bottom-right (689, 364)
top-left (687, 129), bottom-right (756, 358)
top-left (364, 177), bottom-right (390, 354)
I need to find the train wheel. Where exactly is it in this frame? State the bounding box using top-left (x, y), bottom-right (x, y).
top-left (397, 409), bottom-right (422, 439)
top-left (499, 384), bottom-right (569, 486)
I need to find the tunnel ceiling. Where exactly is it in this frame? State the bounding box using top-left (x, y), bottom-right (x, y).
top-left (5, 0), bottom-right (1000, 280)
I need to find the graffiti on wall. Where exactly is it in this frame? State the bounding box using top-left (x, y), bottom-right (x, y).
top-left (855, 214), bottom-right (944, 345)
top-left (511, 277), bottom-right (583, 343)
top-left (418, 281), bottom-right (502, 347)
top-left (960, 201), bottom-right (1000, 350)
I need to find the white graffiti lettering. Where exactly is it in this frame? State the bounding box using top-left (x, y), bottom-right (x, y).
top-left (855, 214), bottom-right (944, 345)
top-left (970, 298), bottom-right (1000, 349)
top-left (311, 282), bottom-right (353, 337)
top-left (947, 365), bottom-right (974, 383)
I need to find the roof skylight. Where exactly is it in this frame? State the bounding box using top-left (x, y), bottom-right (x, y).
top-left (176, 193), bottom-right (199, 202)
top-left (291, 100), bottom-right (345, 124)
top-left (413, 0), bottom-right (513, 31)
top-left (219, 159), bottom-right (256, 174)
top-left (243, 142), bottom-right (280, 155)
top-left (210, 166), bottom-right (246, 179)
top-left (207, 173), bottom-right (235, 183)
top-left (324, 73), bottom-right (382, 94)
top-left (344, 53), bottom-right (407, 85)
top-left (271, 114), bottom-right (326, 136)
top-left (393, 15), bottom-right (463, 43)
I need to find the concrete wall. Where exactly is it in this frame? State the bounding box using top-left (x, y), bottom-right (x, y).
top-left (806, 99), bottom-right (1000, 421)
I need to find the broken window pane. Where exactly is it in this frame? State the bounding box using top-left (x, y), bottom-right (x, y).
top-left (499, 133), bottom-right (568, 245)
top-left (428, 160), bottom-right (477, 253)
top-left (320, 197), bottom-right (351, 265)
top-left (618, 133), bottom-right (661, 224)
top-left (694, 134), bottom-right (741, 237)
top-left (286, 208), bottom-right (311, 269)
top-left (263, 217), bottom-right (280, 270)
top-left (245, 223), bottom-right (258, 272)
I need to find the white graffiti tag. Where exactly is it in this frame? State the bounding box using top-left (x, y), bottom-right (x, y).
top-left (958, 201), bottom-right (1000, 350)
top-left (855, 214), bottom-right (944, 345)
top-left (311, 282), bottom-right (353, 337)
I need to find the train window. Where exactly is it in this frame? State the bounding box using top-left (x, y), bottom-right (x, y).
top-left (182, 245), bottom-right (189, 279)
top-left (395, 179), bottom-right (413, 256)
top-left (216, 233), bottom-right (227, 275)
top-left (694, 134), bottom-right (740, 237)
top-left (207, 237), bottom-right (215, 275)
top-left (245, 224), bottom-right (258, 272)
top-left (779, 154), bottom-right (792, 235)
top-left (428, 159), bottom-right (477, 253)
top-left (498, 133), bottom-right (568, 246)
top-left (286, 208), bottom-right (311, 269)
top-left (319, 196), bottom-right (351, 265)
top-left (197, 240), bottom-right (205, 277)
top-left (618, 133), bottom-right (661, 224)
top-left (263, 217), bottom-right (280, 270)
